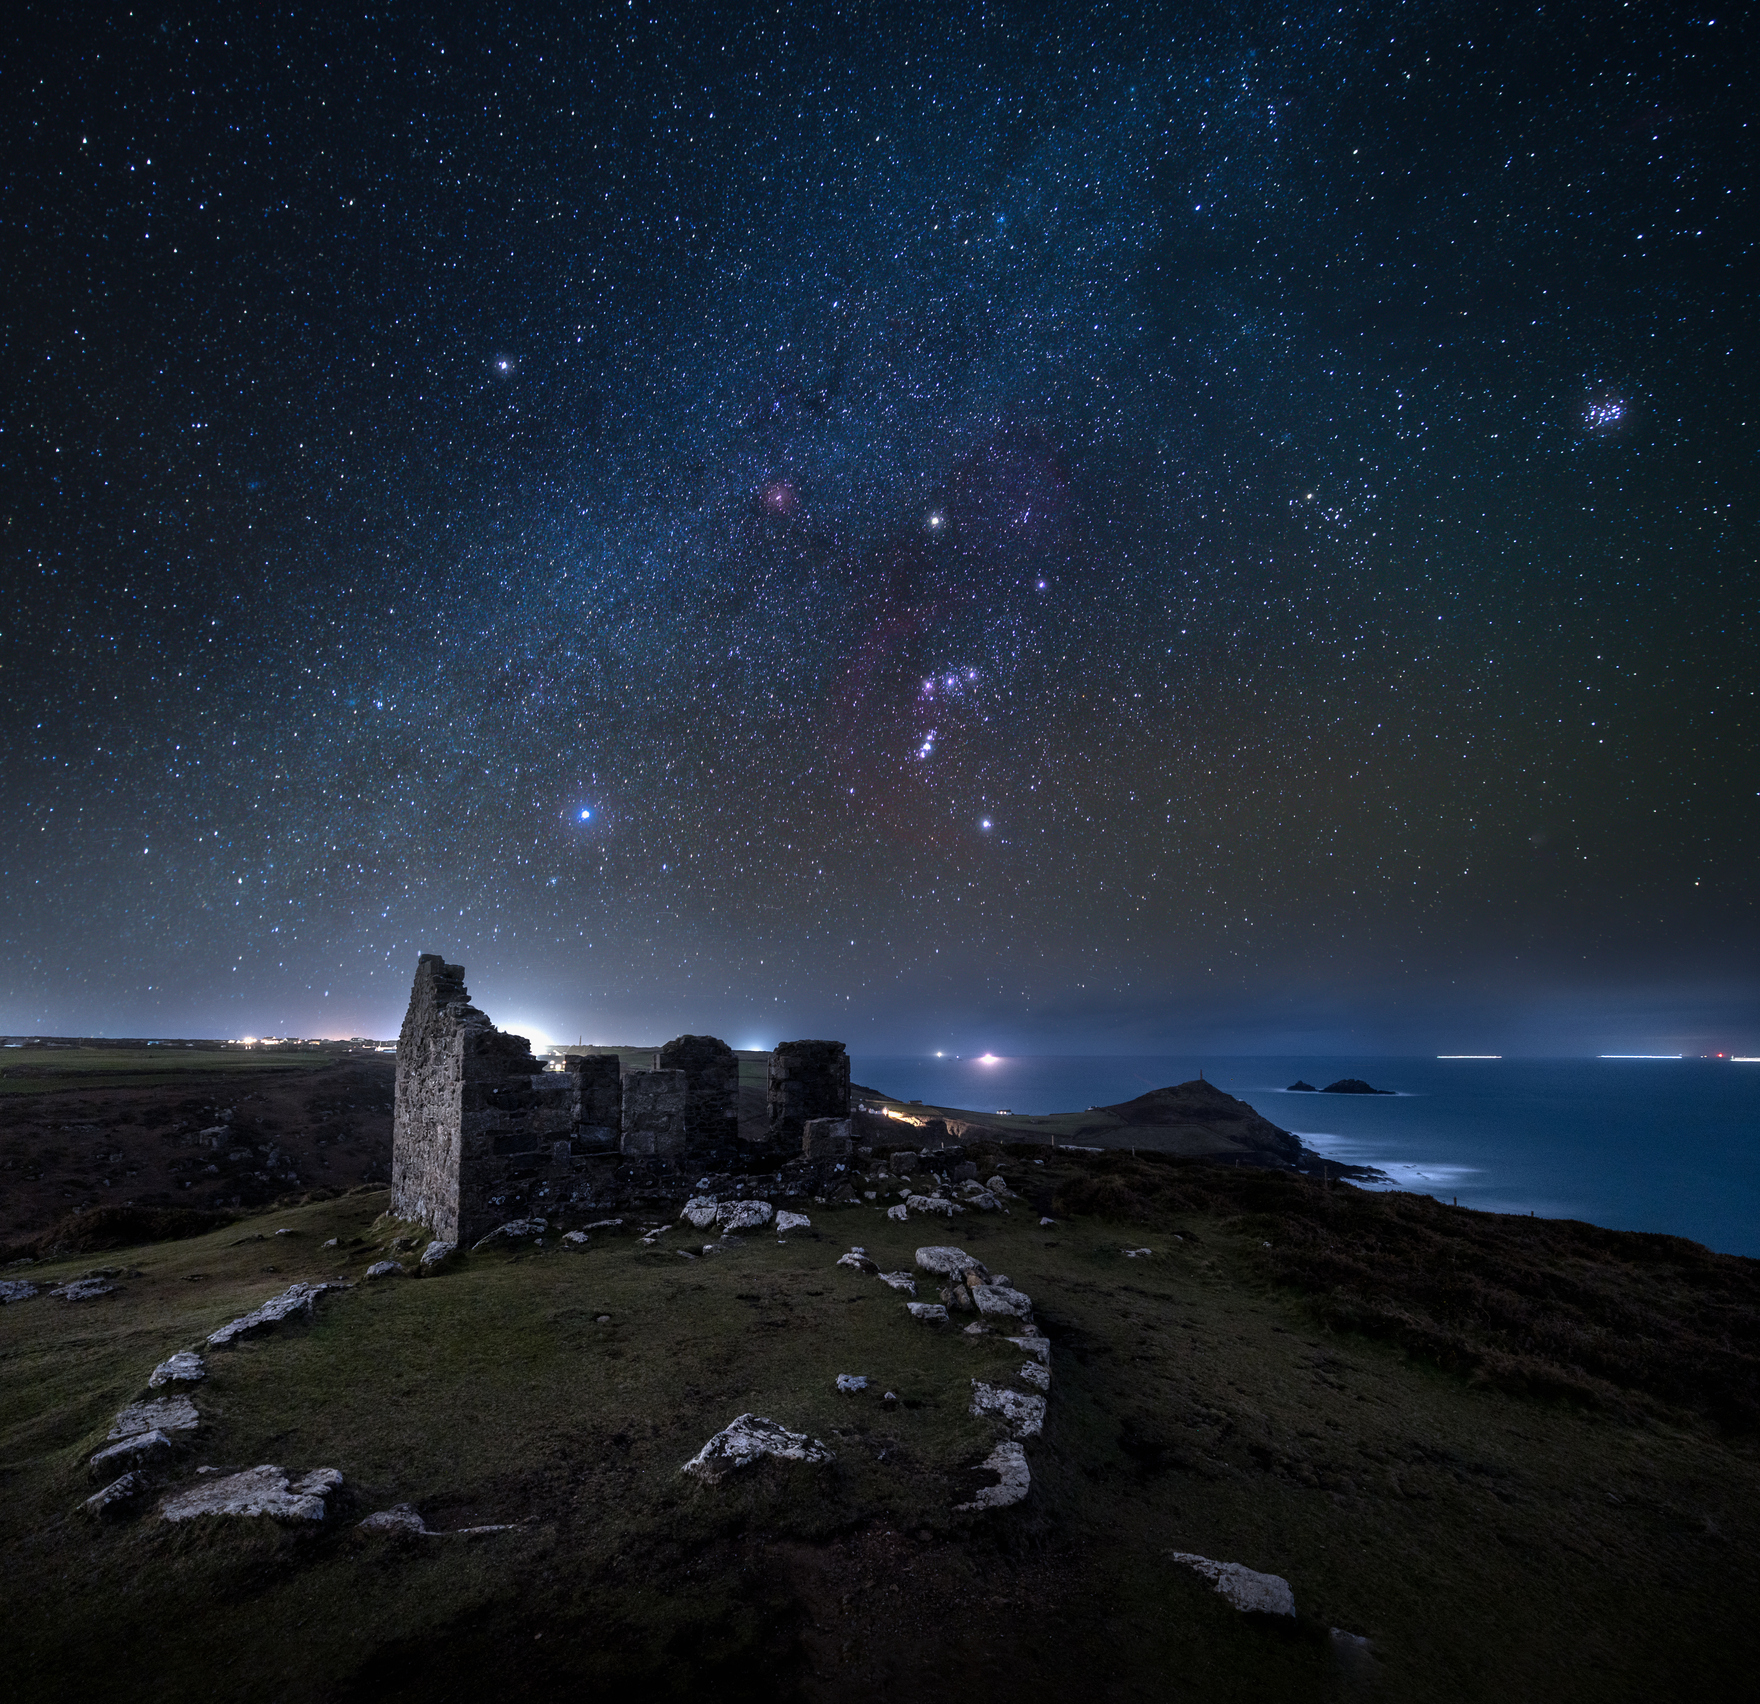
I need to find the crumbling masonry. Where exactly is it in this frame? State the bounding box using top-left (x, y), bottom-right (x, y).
top-left (391, 955), bottom-right (851, 1242)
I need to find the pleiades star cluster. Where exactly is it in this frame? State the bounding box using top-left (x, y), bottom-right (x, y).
top-left (1, 3), bottom-right (1753, 1052)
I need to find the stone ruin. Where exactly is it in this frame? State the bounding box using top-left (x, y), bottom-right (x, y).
top-left (390, 955), bottom-right (852, 1242)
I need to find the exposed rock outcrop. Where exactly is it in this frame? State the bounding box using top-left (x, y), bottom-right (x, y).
top-left (680, 1413), bottom-right (835, 1483)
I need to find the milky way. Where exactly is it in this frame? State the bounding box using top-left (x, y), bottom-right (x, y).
top-left (2, 5), bottom-right (1753, 1052)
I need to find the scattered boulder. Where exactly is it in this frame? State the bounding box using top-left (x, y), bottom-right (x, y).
top-left (683, 1196), bottom-right (720, 1230)
top-left (1287, 1080), bottom-right (1316, 1092)
top-left (906, 1303), bottom-right (949, 1323)
top-left (110, 1396), bottom-right (200, 1440)
top-left (905, 1194), bottom-right (958, 1216)
top-left (1123, 1247), bottom-right (1153, 1259)
top-left (84, 1471), bottom-right (145, 1520)
top-left (89, 1430), bottom-right (175, 1480)
top-left (52, 1278), bottom-right (117, 1303)
top-left (775, 1211), bottom-right (812, 1235)
top-left (1321, 1079), bottom-right (1392, 1096)
top-left (560, 1231), bottom-right (589, 1247)
top-left (470, 1218), bottom-right (548, 1250)
top-left (954, 1440), bottom-right (1031, 1513)
top-left (419, 1239), bottom-right (459, 1272)
top-left (877, 1271), bottom-right (917, 1295)
top-left (0, 1279), bottom-right (41, 1305)
top-left (365, 1260), bottom-right (405, 1281)
top-left (1039, 1216), bottom-right (1056, 1227)
top-left (886, 1203), bottom-right (910, 1222)
top-left (161, 1465), bottom-right (343, 1524)
top-left (972, 1284), bottom-right (1033, 1321)
top-left (358, 1503), bottom-right (430, 1535)
top-left (207, 1280), bottom-right (352, 1349)
top-left (915, 1247), bottom-right (989, 1282)
top-left (1018, 1360), bottom-right (1051, 1391)
top-left (1168, 1552), bottom-right (1295, 1616)
top-left (970, 1381), bottom-right (1046, 1438)
top-left (716, 1200), bottom-right (774, 1233)
top-left (148, 1351), bottom-right (205, 1389)
top-left (1008, 1336), bottom-right (1050, 1364)
top-left (835, 1374), bottom-right (868, 1393)
top-left (836, 1249), bottom-right (878, 1273)
top-left (985, 1176), bottom-right (1010, 1195)
top-left (680, 1413), bottom-right (835, 1483)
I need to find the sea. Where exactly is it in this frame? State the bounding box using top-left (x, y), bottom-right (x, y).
top-left (847, 1054), bottom-right (1760, 1259)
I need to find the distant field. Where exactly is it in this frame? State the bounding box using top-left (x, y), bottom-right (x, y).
top-left (0, 1048), bottom-right (351, 1096)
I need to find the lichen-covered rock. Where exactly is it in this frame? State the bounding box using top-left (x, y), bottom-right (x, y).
top-left (1168, 1553), bottom-right (1295, 1616)
top-left (0, 1279), bottom-right (41, 1305)
top-left (972, 1283), bottom-right (1034, 1321)
top-left (985, 1176), bottom-right (1010, 1195)
top-left (970, 1381), bottom-right (1046, 1437)
top-left (954, 1440), bottom-right (1031, 1513)
top-left (110, 1396), bottom-right (200, 1440)
top-left (359, 1503), bottom-right (430, 1535)
top-left (1018, 1361), bottom-right (1051, 1391)
top-left (419, 1239), bottom-right (459, 1272)
top-left (365, 1260), bottom-right (405, 1280)
top-left (836, 1249), bottom-right (878, 1273)
top-left (905, 1194), bottom-right (957, 1216)
top-left (84, 1471), bottom-right (145, 1519)
top-left (915, 1247), bottom-right (989, 1281)
top-left (89, 1429), bottom-right (175, 1480)
top-left (560, 1231), bottom-right (588, 1246)
top-left (683, 1196), bottom-right (721, 1230)
top-left (886, 1203), bottom-right (910, 1222)
top-left (148, 1351), bottom-right (206, 1389)
top-left (1007, 1336), bottom-right (1051, 1363)
top-left (775, 1210), bottom-right (812, 1234)
top-left (835, 1374), bottom-right (868, 1393)
top-left (877, 1271), bottom-right (917, 1295)
top-left (161, 1465), bottom-right (343, 1524)
top-left (52, 1278), bottom-right (117, 1302)
top-left (906, 1302), bottom-right (949, 1323)
top-left (715, 1200), bottom-right (774, 1233)
top-left (964, 1190), bottom-right (1002, 1211)
top-left (470, 1217), bottom-right (547, 1251)
top-left (208, 1281), bottom-right (352, 1348)
top-left (680, 1413), bottom-right (834, 1483)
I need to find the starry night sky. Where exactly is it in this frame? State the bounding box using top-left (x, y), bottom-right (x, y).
top-left (2, 3), bottom-right (1754, 1055)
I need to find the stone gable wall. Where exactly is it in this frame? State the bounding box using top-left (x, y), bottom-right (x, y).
top-left (767, 1040), bottom-right (850, 1149)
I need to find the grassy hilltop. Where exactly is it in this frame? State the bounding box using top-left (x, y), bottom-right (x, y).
top-left (3, 1144), bottom-right (1757, 1704)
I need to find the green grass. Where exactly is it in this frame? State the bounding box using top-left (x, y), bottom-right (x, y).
top-left (2, 1168), bottom-right (1756, 1703)
top-left (0, 1047), bottom-right (348, 1096)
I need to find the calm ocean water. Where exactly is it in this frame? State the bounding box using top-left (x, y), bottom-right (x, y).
top-left (848, 1055), bottom-right (1760, 1258)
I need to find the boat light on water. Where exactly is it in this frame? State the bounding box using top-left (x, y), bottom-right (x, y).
top-left (1599, 1054), bottom-right (1683, 1060)
top-left (1437, 1055), bottom-right (1501, 1060)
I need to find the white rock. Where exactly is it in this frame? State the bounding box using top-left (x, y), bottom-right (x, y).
top-left (885, 1203), bottom-right (910, 1222)
top-left (877, 1271), bottom-right (917, 1295)
top-left (1123, 1247), bottom-right (1153, 1258)
top-left (52, 1278), bottom-right (117, 1302)
top-left (1007, 1336), bottom-right (1051, 1364)
top-left (560, 1230), bottom-right (588, 1246)
top-left (84, 1471), bottom-right (144, 1519)
top-left (419, 1239), bottom-right (459, 1271)
top-left (1168, 1552), bottom-right (1295, 1617)
top-left (160, 1464), bottom-right (343, 1524)
top-left (148, 1351), bottom-right (206, 1389)
top-left (89, 1429), bottom-right (174, 1480)
top-left (321, 1238), bottom-right (340, 1249)
top-left (836, 1250), bottom-right (878, 1273)
top-left (835, 1374), bottom-right (868, 1393)
top-left (365, 1260), bottom-right (404, 1280)
top-left (584, 1218), bottom-right (624, 1231)
top-left (966, 1191), bottom-right (1002, 1211)
top-left (905, 1194), bottom-right (958, 1216)
top-left (1039, 1216), bottom-right (1056, 1226)
top-left (358, 1503), bottom-right (429, 1535)
top-left (110, 1396), bottom-right (200, 1440)
top-left (775, 1211), bottom-right (812, 1234)
top-left (471, 1218), bottom-right (548, 1250)
top-left (716, 1200), bottom-right (774, 1233)
top-left (1018, 1361), bottom-right (1051, 1391)
top-left (207, 1280), bottom-right (352, 1348)
top-left (970, 1381), bottom-right (1046, 1437)
top-left (680, 1413), bottom-right (834, 1483)
top-left (985, 1176), bottom-right (1010, 1194)
top-left (972, 1284), bottom-right (1033, 1321)
top-left (954, 1440), bottom-right (1031, 1513)
top-left (915, 1247), bottom-right (989, 1281)
top-left (683, 1196), bottom-right (720, 1230)
top-left (906, 1302), bottom-right (949, 1323)
top-left (0, 1280), bottom-right (40, 1304)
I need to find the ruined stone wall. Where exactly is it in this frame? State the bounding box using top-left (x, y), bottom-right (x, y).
top-left (767, 1041), bottom-right (850, 1149)
top-left (656, 1034), bottom-right (739, 1157)
top-left (393, 955), bottom-right (615, 1243)
top-left (565, 1053), bottom-right (622, 1148)
top-left (621, 1069), bottom-right (688, 1159)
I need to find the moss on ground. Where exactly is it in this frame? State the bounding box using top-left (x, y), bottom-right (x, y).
top-left (2, 1155), bottom-right (1756, 1703)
